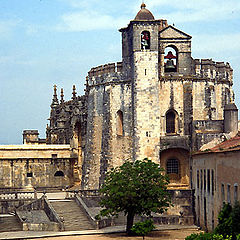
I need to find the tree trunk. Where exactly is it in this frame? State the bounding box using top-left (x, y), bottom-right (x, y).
top-left (126, 210), bottom-right (135, 235)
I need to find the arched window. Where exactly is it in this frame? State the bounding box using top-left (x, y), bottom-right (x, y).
top-left (164, 46), bottom-right (177, 73)
top-left (166, 110), bottom-right (176, 134)
top-left (141, 31), bottom-right (150, 50)
top-left (166, 158), bottom-right (179, 174)
top-left (117, 110), bottom-right (123, 136)
top-left (54, 171), bottom-right (64, 177)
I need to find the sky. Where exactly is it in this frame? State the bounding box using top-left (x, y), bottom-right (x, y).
top-left (0, 0), bottom-right (240, 144)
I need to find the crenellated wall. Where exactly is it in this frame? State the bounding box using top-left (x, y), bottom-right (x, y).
top-left (194, 59), bottom-right (233, 82)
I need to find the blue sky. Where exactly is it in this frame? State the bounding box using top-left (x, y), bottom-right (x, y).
top-left (0, 0), bottom-right (240, 144)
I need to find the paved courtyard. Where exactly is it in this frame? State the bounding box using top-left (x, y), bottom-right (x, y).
top-left (27, 229), bottom-right (200, 240)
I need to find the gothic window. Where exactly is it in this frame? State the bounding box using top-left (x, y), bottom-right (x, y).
top-left (166, 158), bottom-right (179, 174)
top-left (166, 110), bottom-right (176, 134)
top-left (54, 171), bottom-right (64, 177)
top-left (164, 46), bottom-right (177, 73)
top-left (117, 110), bottom-right (123, 136)
top-left (141, 31), bottom-right (150, 50)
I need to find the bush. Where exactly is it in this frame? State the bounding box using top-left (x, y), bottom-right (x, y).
top-left (185, 233), bottom-right (232, 240)
top-left (232, 202), bottom-right (240, 238)
top-left (131, 219), bottom-right (155, 238)
top-left (214, 203), bottom-right (233, 237)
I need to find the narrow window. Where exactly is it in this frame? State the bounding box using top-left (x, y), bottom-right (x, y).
top-left (141, 31), bottom-right (150, 50)
top-left (197, 170), bottom-right (199, 189)
top-left (204, 169), bottom-right (206, 191)
top-left (166, 111), bottom-right (176, 134)
top-left (117, 110), bottom-right (123, 136)
top-left (207, 169), bottom-right (210, 193)
top-left (27, 172), bottom-right (33, 178)
top-left (221, 184), bottom-right (225, 202)
top-left (54, 171), bottom-right (64, 177)
top-left (212, 170), bottom-right (214, 195)
top-left (227, 184), bottom-right (231, 203)
top-left (166, 159), bottom-right (179, 174)
top-left (234, 184), bottom-right (238, 202)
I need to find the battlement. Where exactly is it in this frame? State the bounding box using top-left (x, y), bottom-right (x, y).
top-left (87, 62), bottom-right (125, 86)
top-left (88, 62), bottom-right (123, 77)
top-left (194, 59), bottom-right (233, 81)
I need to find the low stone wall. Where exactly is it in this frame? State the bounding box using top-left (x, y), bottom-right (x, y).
top-left (21, 222), bottom-right (59, 231)
top-left (16, 196), bottom-right (63, 231)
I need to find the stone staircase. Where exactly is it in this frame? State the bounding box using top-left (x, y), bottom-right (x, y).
top-left (0, 215), bottom-right (22, 232)
top-left (50, 199), bottom-right (95, 231)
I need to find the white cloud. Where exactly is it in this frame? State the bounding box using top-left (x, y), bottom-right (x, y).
top-left (148, 0), bottom-right (240, 23)
top-left (0, 55), bottom-right (36, 66)
top-left (193, 33), bottom-right (240, 54)
top-left (56, 11), bottom-right (129, 32)
top-left (0, 19), bottom-right (21, 38)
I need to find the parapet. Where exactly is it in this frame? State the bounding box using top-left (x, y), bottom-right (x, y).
top-left (23, 130), bottom-right (40, 144)
top-left (87, 62), bottom-right (125, 86)
top-left (88, 62), bottom-right (123, 77)
top-left (194, 58), bottom-right (233, 82)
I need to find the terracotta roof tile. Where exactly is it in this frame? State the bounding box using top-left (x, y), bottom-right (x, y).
top-left (194, 132), bottom-right (240, 155)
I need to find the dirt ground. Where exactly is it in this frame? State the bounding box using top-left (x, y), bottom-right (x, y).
top-left (28, 229), bottom-right (200, 240)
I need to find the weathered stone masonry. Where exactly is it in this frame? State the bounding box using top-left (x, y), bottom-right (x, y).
top-left (45, 4), bottom-right (238, 190)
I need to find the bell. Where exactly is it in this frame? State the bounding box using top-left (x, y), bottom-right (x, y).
top-left (164, 51), bottom-right (176, 59)
top-left (165, 59), bottom-right (176, 72)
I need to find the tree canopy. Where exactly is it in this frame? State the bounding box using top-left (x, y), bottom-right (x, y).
top-left (97, 158), bottom-right (171, 234)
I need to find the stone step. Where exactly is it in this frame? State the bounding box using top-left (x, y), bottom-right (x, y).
top-left (0, 215), bottom-right (22, 232)
top-left (50, 200), bottom-right (95, 231)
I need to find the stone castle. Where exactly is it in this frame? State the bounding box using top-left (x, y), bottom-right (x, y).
top-left (45, 3), bottom-right (237, 190)
top-left (0, 3), bottom-right (239, 232)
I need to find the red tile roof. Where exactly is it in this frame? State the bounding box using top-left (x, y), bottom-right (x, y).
top-left (194, 132), bottom-right (240, 155)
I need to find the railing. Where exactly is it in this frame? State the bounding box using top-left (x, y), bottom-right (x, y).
top-left (0, 191), bottom-right (36, 200)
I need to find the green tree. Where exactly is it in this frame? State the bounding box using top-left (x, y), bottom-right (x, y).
top-left (214, 203), bottom-right (233, 237)
top-left (231, 201), bottom-right (240, 239)
top-left (97, 158), bottom-right (171, 234)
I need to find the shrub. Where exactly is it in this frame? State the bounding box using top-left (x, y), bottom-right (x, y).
top-left (214, 203), bottom-right (233, 237)
top-left (232, 201), bottom-right (240, 238)
top-left (185, 233), bottom-right (232, 240)
top-left (131, 219), bottom-right (155, 239)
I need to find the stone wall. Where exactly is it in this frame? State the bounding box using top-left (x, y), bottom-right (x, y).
top-left (82, 74), bottom-right (132, 189)
top-left (0, 145), bottom-right (74, 189)
top-left (192, 150), bottom-right (240, 231)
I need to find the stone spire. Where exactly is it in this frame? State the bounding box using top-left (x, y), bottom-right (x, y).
top-left (51, 85), bottom-right (59, 108)
top-left (60, 88), bottom-right (64, 104)
top-left (72, 85), bottom-right (77, 100)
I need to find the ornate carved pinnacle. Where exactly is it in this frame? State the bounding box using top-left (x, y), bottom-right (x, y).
top-left (51, 85), bottom-right (59, 108)
top-left (60, 88), bottom-right (64, 104)
top-left (72, 85), bottom-right (77, 100)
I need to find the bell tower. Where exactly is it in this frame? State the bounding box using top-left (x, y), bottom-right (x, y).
top-left (120, 4), bottom-right (167, 163)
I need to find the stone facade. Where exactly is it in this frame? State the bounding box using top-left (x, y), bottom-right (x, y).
top-left (0, 144), bottom-right (74, 189)
top-left (0, 4), bottom-right (238, 231)
top-left (45, 4), bottom-right (237, 190)
top-left (192, 134), bottom-right (240, 231)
